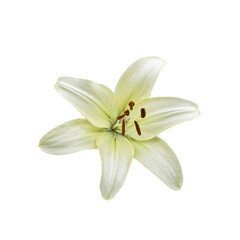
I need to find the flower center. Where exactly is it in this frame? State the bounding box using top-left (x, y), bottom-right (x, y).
top-left (115, 101), bottom-right (146, 136)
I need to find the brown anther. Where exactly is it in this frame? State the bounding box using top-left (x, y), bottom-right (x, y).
top-left (140, 108), bottom-right (146, 118)
top-left (122, 119), bottom-right (125, 136)
top-left (124, 110), bottom-right (130, 116)
top-left (128, 101), bottom-right (135, 110)
top-left (117, 114), bottom-right (125, 120)
top-left (134, 121), bottom-right (141, 136)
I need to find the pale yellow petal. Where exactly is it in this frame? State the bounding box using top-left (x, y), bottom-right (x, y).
top-left (56, 77), bottom-right (118, 128)
top-left (126, 97), bottom-right (200, 140)
top-left (114, 57), bottom-right (166, 111)
top-left (96, 131), bottom-right (134, 200)
top-left (131, 137), bottom-right (183, 190)
top-left (39, 119), bottom-right (101, 155)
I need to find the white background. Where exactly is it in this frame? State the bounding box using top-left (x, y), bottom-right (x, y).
top-left (0, 0), bottom-right (239, 239)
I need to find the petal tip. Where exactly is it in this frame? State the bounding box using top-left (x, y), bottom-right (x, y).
top-left (176, 182), bottom-right (183, 191)
top-left (171, 179), bottom-right (183, 191)
top-left (156, 56), bottom-right (167, 65)
top-left (101, 194), bottom-right (114, 201)
top-left (175, 175), bottom-right (183, 190)
top-left (196, 107), bottom-right (201, 116)
top-left (38, 137), bottom-right (44, 148)
top-left (55, 77), bottom-right (65, 87)
top-left (145, 56), bottom-right (167, 66)
top-left (133, 56), bottom-right (167, 70)
top-left (193, 104), bottom-right (201, 118)
top-left (38, 138), bottom-right (48, 153)
top-left (100, 189), bottom-right (115, 200)
top-left (55, 78), bottom-right (61, 90)
top-left (55, 76), bottom-right (72, 88)
top-left (188, 100), bottom-right (200, 119)
top-left (56, 76), bottom-right (66, 82)
top-left (38, 142), bottom-right (47, 153)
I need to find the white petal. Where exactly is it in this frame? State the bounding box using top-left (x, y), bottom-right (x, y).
top-left (56, 77), bottom-right (118, 128)
top-left (39, 119), bottom-right (101, 155)
top-left (114, 57), bottom-right (166, 111)
top-left (96, 131), bottom-right (134, 200)
top-left (131, 137), bottom-right (183, 190)
top-left (126, 97), bottom-right (200, 140)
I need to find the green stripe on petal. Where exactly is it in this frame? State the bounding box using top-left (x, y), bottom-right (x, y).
top-left (126, 97), bottom-right (200, 140)
top-left (131, 137), bottom-right (183, 190)
top-left (56, 77), bottom-right (118, 128)
top-left (96, 131), bottom-right (134, 200)
top-left (39, 119), bottom-right (101, 155)
top-left (114, 57), bottom-right (166, 111)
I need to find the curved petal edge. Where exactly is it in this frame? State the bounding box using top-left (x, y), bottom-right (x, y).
top-left (130, 137), bottom-right (183, 190)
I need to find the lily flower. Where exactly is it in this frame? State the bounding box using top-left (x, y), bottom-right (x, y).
top-left (39, 57), bottom-right (200, 200)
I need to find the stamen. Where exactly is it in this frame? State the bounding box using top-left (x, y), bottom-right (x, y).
top-left (124, 110), bottom-right (130, 116)
top-left (141, 108), bottom-right (146, 118)
top-left (128, 101), bottom-right (135, 110)
top-left (117, 109), bottom-right (130, 120)
top-left (134, 121), bottom-right (141, 136)
top-left (124, 115), bottom-right (130, 124)
top-left (117, 114), bottom-right (126, 120)
top-left (122, 119), bottom-right (125, 136)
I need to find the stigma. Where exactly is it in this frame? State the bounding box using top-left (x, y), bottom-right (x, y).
top-left (116, 101), bottom-right (146, 136)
